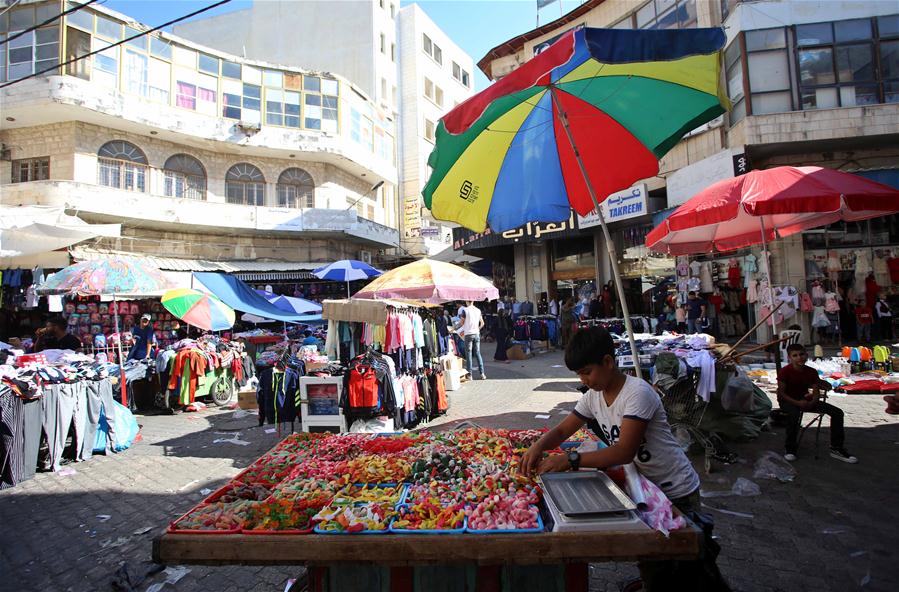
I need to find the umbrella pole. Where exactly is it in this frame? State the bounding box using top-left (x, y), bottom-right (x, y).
top-left (551, 88), bottom-right (643, 379)
top-left (113, 293), bottom-right (128, 406)
top-left (347, 280), bottom-right (350, 298)
top-left (759, 218), bottom-right (781, 365)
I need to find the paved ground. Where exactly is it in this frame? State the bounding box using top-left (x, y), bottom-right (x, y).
top-left (1, 344), bottom-right (897, 592)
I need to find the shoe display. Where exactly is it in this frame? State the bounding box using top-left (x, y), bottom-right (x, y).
top-left (784, 453), bottom-right (797, 462)
top-left (830, 448), bottom-right (858, 463)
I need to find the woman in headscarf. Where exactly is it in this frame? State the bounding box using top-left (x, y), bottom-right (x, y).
top-left (493, 308), bottom-right (512, 363)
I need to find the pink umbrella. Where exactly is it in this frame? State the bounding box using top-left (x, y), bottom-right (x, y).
top-left (354, 259), bottom-right (498, 303)
top-left (646, 166), bottom-right (899, 255)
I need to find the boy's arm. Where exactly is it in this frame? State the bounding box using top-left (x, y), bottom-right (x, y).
top-left (538, 418), bottom-right (650, 473)
top-left (519, 413), bottom-right (584, 474)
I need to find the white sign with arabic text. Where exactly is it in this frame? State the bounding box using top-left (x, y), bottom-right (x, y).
top-left (577, 183), bottom-right (647, 229)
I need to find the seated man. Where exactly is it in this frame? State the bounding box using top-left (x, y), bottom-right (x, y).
top-left (33, 316), bottom-right (82, 352)
top-left (301, 330), bottom-right (320, 348)
top-left (777, 343), bottom-right (857, 463)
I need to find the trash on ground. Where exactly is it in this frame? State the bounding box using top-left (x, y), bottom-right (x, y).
top-left (56, 467), bottom-right (77, 477)
top-left (231, 409), bottom-right (254, 419)
top-left (701, 503), bottom-right (754, 519)
top-left (821, 527), bottom-right (847, 535)
top-left (146, 566), bottom-right (192, 592)
top-left (534, 414), bottom-right (551, 419)
top-left (752, 451), bottom-right (796, 482)
top-left (213, 436), bottom-right (251, 446)
top-left (96, 514), bottom-right (112, 521)
top-left (701, 477), bottom-right (761, 498)
top-left (132, 526), bottom-right (153, 535)
top-left (100, 536), bottom-right (131, 550)
top-left (178, 479), bottom-right (199, 491)
top-left (265, 428), bottom-right (277, 434)
top-left (199, 488), bottom-right (212, 496)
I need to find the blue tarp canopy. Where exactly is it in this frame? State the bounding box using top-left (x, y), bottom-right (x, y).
top-left (193, 272), bottom-right (319, 323)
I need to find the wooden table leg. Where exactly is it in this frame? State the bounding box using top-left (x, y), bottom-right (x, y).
top-left (565, 562), bottom-right (589, 592)
top-left (390, 566), bottom-right (413, 592)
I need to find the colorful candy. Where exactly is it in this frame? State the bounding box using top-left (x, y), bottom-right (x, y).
top-left (466, 491), bottom-right (541, 531)
top-left (393, 501), bottom-right (465, 530)
top-left (313, 503), bottom-right (396, 533)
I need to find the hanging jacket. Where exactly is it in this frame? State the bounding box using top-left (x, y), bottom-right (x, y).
top-left (256, 367), bottom-right (300, 425)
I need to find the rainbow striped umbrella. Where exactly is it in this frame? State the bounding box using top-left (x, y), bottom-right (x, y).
top-left (423, 27), bottom-right (728, 233)
top-left (162, 288), bottom-right (235, 331)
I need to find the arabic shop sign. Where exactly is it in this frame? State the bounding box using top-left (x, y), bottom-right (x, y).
top-left (577, 183), bottom-right (648, 228)
top-left (452, 211), bottom-right (581, 251)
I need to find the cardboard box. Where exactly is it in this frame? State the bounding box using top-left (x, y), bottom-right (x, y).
top-left (305, 361), bottom-right (329, 372)
top-left (444, 368), bottom-right (465, 391)
top-left (506, 345), bottom-right (530, 360)
top-left (237, 388), bottom-right (257, 410)
top-left (440, 355), bottom-right (464, 372)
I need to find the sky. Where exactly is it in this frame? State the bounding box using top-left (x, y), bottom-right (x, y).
top-left (100, 0), bottom-right (589, 90)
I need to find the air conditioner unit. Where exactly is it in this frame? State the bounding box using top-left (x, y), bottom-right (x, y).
top-left (236, 121), bottom-right (262, 134)
top-left (358, 250), bottom-right (372, 265)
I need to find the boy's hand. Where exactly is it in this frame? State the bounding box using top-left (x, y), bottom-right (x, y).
top-left (537, 453), bottom-right (571, 475)
top-left (519, 443), bottom-right (544, 475)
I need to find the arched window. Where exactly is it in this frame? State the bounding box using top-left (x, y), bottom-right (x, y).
top-left (276, 168), bottom-right (315, 208)
top-left (97, 141), bottom-right (148, 192)
top-left (164, 154), bottom-right (207, 200)
top-left (225, 163), bottom-right (265, 206)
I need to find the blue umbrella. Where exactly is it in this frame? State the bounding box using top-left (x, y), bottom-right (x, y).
top-left (313, 259), bottom-right (383, 297)
top-left (254, 290), bottom-right (322, 315)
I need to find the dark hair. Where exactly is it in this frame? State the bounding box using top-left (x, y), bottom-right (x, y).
top-left (47, 316), bottom-right (67, 331)
top-left (303, 330), bottom-right (312, 337)
top-left (688, 291), bottom-right (696, 296)
top-left (565, 326), bottom-right (616, 371)
top-left (786, 343), bottom-right (805, 354)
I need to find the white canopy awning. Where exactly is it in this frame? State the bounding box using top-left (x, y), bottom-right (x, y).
top-left (0, 206), bottom-right (120, 258)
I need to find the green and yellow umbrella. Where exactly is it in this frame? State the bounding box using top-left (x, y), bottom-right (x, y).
top-left (162, 288), bottom-right (235, 332)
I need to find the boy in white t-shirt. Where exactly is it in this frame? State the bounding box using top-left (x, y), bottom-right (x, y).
top-left (520, 326), bottom-right (699, 504)
top-left (520, 326), bottom-right (713, 590)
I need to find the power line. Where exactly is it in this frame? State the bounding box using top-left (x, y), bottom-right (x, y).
top-left (0, 0), bottom-right (100, 47)
top-left (0, 0), bottom-right (232, 89)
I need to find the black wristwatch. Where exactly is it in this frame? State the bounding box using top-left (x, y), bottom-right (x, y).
top-left (567, 450), bottom-right (581, 471)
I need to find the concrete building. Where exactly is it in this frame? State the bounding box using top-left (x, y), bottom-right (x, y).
top-left (0, 0), bottom-right (399, 285)
top-left (176, 0), bottom-right (476, 258)
top-left (174, 0), bottom-right (398, 115)
top-left (466, 0), bottom-right (899, 340)
top-left (396, 3), bottom-right (475, 256)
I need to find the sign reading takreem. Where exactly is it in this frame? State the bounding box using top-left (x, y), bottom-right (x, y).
top-left (576, 183), bottom-right (648, 228)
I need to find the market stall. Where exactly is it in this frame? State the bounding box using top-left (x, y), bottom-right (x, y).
top-left (153, 430), bottom-right (701, 591)
top-left (0, 352), bottom-right (140, 489)
top-left (315, 298), bottom-right (453, 432)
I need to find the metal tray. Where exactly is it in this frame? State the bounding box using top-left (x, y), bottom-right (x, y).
top-left (539, 471), bottom-right (637, 517)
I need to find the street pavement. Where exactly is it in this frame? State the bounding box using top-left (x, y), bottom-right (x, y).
top-left (1, 343), bottom-right (897, 592)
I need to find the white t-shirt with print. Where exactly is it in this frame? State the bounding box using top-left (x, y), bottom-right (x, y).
top-left (573, 375), bottom-right (700, 499)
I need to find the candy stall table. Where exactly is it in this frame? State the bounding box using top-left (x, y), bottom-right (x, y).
top-left (153, 431), bottom-right (700, 591)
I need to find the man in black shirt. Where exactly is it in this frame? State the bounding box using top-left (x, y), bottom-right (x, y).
top-left (685, 291), bottom-right (707, 334)
top-left (34, 316), bottom-right (82, 352)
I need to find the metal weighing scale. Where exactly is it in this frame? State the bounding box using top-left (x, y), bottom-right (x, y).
top-left (539, 471), bottom-right (649, 532)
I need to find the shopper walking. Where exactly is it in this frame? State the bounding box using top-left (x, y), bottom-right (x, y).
top-left (560, 297), bottom-right (576, 347)
top-left (855, 298), bottom-right (874, 343)
top-left (875, 293), bottom-right (893, 341)
top-left (493, 308), bottom-right (512, 363)
top-left (685, 291), bottom-right (707, 334)
top-left (460, 301), bottom-right (487, 379)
